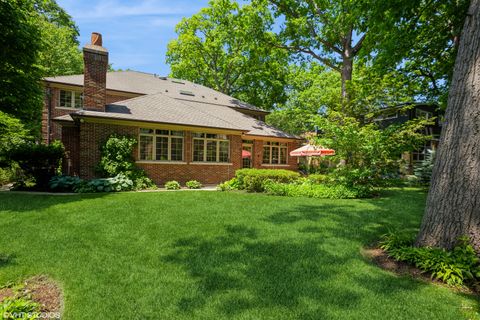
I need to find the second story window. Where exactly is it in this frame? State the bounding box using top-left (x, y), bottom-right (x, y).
top-left (59, 90), bottom-right (83, 109)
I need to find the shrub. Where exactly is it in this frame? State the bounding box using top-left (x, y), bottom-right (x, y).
top-left (306, 174), bottom-right (332, 184)
top-left (235, 169), bottom-right (300, 192)
top-left (380, 234), bottom-right (480, 286)
top-left (264, 181), bottom-right (369, 199)
top-left (165, 180), bottom-right (181, 190)
top-left (97, 135), bottom-right (155, 190)
top-left (8, 141), bottom-right (64, 190)
top-left (0, 297), bottom-right (40, 320)
top-left (414, 149), bottom-right (435, 184)
top-left (186, 180), bottom-right (202, 189)
top-left (71, 174), bottom-right (134, 193)
top-left (48, 175), bottom-right (83, 192)
top-left (217, 178), bottom-right (239, 191)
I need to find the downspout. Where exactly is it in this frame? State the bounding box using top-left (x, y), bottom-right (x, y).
top-left (46, 85), bottom-right (52, 144)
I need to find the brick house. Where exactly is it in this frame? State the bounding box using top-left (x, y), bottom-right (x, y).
top-left (41, 33), bottom-right (300, 185)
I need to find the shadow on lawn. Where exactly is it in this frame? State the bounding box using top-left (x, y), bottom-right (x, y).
top-left (162, 190), bottom-right (436, 317)
top-left (0, 192), bottom-right (109, 213)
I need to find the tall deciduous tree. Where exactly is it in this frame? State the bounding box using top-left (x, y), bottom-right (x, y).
top-left (416, 0), bottom-right (480, 250)
top-left (0, 0), bottom-right (82, 131)
top-left (264, 0), bottom-right (368, 110)
top-left (166, 0), bottom-right (289, 110)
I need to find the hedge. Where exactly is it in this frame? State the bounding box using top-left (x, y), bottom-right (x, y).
top-left (235, 168), bottom-right (300, 192)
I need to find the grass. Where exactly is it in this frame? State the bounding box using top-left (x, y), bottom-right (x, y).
top-left (0, 189), bottom-right (478, 319)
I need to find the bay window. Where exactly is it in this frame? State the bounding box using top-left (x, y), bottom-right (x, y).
top-left (193, 133), bottom-right (230, 163)
top-left (263, 141), bottom-right (288, 165)
top-left (139, 129), bottom-right (184, 161)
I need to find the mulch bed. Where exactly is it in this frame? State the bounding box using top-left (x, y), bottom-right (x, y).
top-left (0, 275), bottom-right (63, 318)
top-left (363, 247), bottom-right (480, 295)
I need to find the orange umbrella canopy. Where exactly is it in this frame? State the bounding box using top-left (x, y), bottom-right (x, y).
top-left (289, 144), bottom-right (335, 157)
top-left (242, 149), bottom-right (252, 158)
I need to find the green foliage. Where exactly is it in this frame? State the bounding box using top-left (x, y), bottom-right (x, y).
top-left (185, 180), bottom-right (202, 189)
top-left (97, 135), bottom-right (155, 190)
top-left (166, 0), bottom-right (289, 110)
top-left (75, 174), bottom-right (134, 193)
top-left (0, 0), bottom-right (43, 129)
top-left (306, 174), bottom-right (332, 184)
top-left (264, 180), bottom-right (369, 199)
top-left (48, 175), bottom-right (82, 192)
top-left (0, 111), bottom-right (31, 164)
top-left (0, 296), bottom-right (40, 320)
top-left (8, 140), bottom-right (64, 190)
top-left (165, 180), bottom-right (181, 190)
top-left (235, 168), bottom-right (300, 192)
top-left (0, 0), bottom-right (82, 131)
top-left (314, 112), bottom-right (432, 189)
top-left (216, 178), bottom-right (239, 191)
top-left (414, 150), bottom-right (436, 184)
top-left (380, 234), bottom-right (480, 286)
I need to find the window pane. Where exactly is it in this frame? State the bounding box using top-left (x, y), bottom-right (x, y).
top-left (59, 90), bottom-right (72, 108)
top-left (263, 147), bottom-right (270, 164)
top-left (155, 129), bottom-right (169, 135)
top-left (74, 92), bottom-right (83, 108)
top-left (171, 130), bottom-right (184, 137)
top-left (139, 136), bottom-right (153, 160)
top-left (219, 141), bottom-right (229, 162)
top-left (206, 133), bottom-right (217, 139)
top-left (171, 137), bottom-right (183, 161)
top-left (192, 132), bottom-right (204, 138)
top-left (193, 139), bottom-right (204, 161)
top-left (140, 128), bottom-right (154, 134)
top-left (206, 140), bottom-right (217, 162)
top-left (217, 134), bottom-right (227, 140)
top-left (280, 147), bottom-right (287, 164)
top-left (271, 147), bottom-right (279, 164)
top-left (155, 136), bottom-right (168, 161)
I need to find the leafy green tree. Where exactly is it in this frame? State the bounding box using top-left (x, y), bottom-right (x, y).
top-left (0, 0), bottom-right (82, 131)
top-left (166, 0), bottom-right (290, 110)
top-left (363, 0), bottom-right (469, 108)
top-left (262, 0), bottom-right (368, 110)
top-left (0, 0), bottom-right (43, 128)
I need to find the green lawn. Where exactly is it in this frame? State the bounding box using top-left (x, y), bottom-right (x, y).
top-left (0, 189), bottom-right (478, 319)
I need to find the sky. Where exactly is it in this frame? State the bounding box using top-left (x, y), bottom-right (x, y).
top-left (57, 0), bottom-right (211, 75)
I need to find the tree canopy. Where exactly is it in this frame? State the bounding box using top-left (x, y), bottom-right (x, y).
top-left (166, 0), bottom-right (290, 110)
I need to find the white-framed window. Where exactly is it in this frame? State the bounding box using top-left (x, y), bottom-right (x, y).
top-left (416, 109), bottom-right (433, 119)
top-left (192, 133), bottom-right (230, 163)
top-left (138, 129), bottom-right (184, 161)
top-left (59, 90), bottom-right (83, 108)
top-left (263, 141), bottom-right (287, 164)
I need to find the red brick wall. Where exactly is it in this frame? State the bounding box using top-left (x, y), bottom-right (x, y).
top-left (83, 48), bottom-right (108, 111)
top-left (41, 86), bottom-right (139, 143)
top-left (61, 126), bottom-right (80, 176)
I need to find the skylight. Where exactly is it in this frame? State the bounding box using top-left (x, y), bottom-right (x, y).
top-left (180, 90), bottom-right (194, 96)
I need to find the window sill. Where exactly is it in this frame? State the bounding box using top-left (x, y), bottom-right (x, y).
top-left (55, 107), bottom-right (82, 111)
top-left (261, 164), bottom-right (290, 167)
top-left (190, 162), bottom-right (233, 166)
top-left (136, 161), bottom-right (187, 164)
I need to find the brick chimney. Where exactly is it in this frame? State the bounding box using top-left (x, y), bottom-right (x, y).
top-left (83, 32), bottom-right (108, 111)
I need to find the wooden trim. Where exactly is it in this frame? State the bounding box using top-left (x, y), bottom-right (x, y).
top-left (190, 162), bottom-right (233, 166)
top-left (76, 115), bottom-right (245, 135)
top-left (136, 161), bottom-right (187, 165)
top-left (242, 134), bottom-right (300, 143)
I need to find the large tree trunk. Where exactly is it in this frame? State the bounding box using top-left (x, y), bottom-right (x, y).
top-left (415, 0), bottom-right (480, 250)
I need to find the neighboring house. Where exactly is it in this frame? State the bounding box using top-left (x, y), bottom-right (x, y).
top-left (41, 33), bottom-right (300, 185)
top-left (374, 103), bottom-right (442, 173)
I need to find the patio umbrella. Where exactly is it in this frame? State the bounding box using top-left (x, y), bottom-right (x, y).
top-left (242, 149), bottom-right (252, 158)
top-left (289, 144), bottom-right (335, 157)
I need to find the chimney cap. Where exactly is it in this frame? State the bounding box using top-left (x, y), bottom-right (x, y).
top-left (91, 32), bottom-right (102, 46)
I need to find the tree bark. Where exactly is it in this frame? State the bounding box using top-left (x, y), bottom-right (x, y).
top-left (415, 0), bottom-right (480, 250)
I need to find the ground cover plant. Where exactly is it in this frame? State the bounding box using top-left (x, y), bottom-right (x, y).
top-left (0, 189), bottom-right (478, 319)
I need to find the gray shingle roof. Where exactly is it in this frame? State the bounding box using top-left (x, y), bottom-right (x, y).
top-left (47, 71), bottom-right (298, 139)
top-left (44, 71), bottom-right (266, 113)
top-left (60, 93), bottom-right (297, 138)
